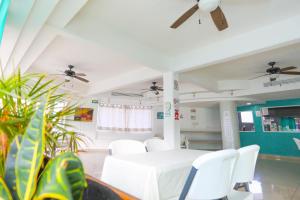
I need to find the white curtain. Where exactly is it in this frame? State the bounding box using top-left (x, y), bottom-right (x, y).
top-left (97, 104), bottom-right (152, 132)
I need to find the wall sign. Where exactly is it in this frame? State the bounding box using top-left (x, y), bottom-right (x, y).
top-left (173, 98), bottom-right (180, 105)
top-left (157, 112), bottom-right (164, 119)
top-left (190, 108), bottom-right (197, 120)
top-left (164, 102), bottom-right (172, 117)
top-left (92, 99), bottom-right (99, 104)
top-left (174, 80), bottom-right (179, 91)
top-left (223, 111), bottom-right (234, 148)
top-left (255, 110), bottom-right (261, 117)
top-left (175, 109), bottom-right (179, 120)
top-left (261, 108), bottom-right (269, 116)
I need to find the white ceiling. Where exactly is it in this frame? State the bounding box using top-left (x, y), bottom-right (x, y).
top-left (112, 41), bottom-right (300, 103)
top-left (66, 0), bottom-right (300, 56)
top-left (30, 35), bottom-right (146, 84)
top-left (182, 42), bottom-right (300, 82)
top-left (249, 89), bottom-right (300, 102)
top-left (2, 0), bottom-right (300, 103)
top-left (112, 78), bottom-right (207, 96)
top-left (180, 101), bottom-right (219, 108)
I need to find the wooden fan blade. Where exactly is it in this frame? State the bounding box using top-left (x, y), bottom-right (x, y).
top-left (75, 73), bottom-right (87, 76)
top-left (171, 4), bottom-right (199, 29)
top-left (142, 90), bottom-right (150, 94)
top-left (210, 6), bottom-right (228, 31)
top-left (280, 71), bottom-right (300, 75)
top-left (49, 73), bottom-right (64, 76)
top-left (249, 74), bottom-right (269, 80)
top-left (74, 76), bottom-right (89, 82)
top-left (280, 66), bottom-right (297, 72)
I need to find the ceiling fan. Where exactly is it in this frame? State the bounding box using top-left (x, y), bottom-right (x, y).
top-left (253, 62), bottom-right (300, 82)
top-left (56, 65), bottom-right (89, 83)
top-left (171, 0), bottom-right (228, 31)
top-left (142, 82), bottom-right (164, 95)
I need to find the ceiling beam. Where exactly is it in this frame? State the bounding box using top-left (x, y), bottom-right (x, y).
top-left (180, 73), bottom-right (219, 92)
top-left (0, 0), bottom-right (36, 71)
top-left (2, 0), bottom-right (88, 76)
top-left (50, 24), bottom-right (170, 73)
top-left (234, 80), bottom-right (300, 98)
top-left (87, 67), bottom-right (162, 96)
top-left (171, 15), bottom-right (300, 73)
top-left (2, 0), bottom-right (60, 76)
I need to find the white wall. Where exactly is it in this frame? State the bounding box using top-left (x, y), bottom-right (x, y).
top-left (152, 105), bottom-right (164, 136)
top-left (152, 106), bottom-right (221, 136)
top-left (180, 107), bottom-right (221, 132)
top-left (70, 95), bottom-right (221, 149)
top-left (70, 96), bottom-right (154, 149)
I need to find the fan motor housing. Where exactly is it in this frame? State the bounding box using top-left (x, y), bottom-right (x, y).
top-left (65, 70), bottom-right (75, 77)
top-left (267, 67), bottom-right (280, 74)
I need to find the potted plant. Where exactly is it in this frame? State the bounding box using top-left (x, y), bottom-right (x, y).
top-left (0, 70), bottom-right (90, 170)
top-left (0, 102), bottom-right (87, 199)
top-left (0, 72), bottom-right (133, 200)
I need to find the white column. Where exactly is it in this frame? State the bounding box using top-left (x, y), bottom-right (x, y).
top-left (219, 101), bottom-right (240, 149)
top-left (163, 72), bottom-right (180, 149)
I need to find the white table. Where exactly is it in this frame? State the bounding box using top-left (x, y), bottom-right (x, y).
top-left (101, 149), bottom-right (210, 200)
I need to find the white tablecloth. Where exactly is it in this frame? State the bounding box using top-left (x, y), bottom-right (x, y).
top-left (101, 149), bottom-right (210, 200)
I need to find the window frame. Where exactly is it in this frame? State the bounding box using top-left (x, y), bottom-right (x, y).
top-left (238, 110), bottom-right (256, 132)
top-left (261, 105), bottom-right (300, 133)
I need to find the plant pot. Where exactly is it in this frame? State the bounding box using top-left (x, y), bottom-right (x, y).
top-left (83, 178), bottom-right (122, 200)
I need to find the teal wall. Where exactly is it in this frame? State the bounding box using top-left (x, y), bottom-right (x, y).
top-left (237, 98), bottom-right (300, 157)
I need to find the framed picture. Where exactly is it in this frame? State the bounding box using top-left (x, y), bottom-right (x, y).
top-left (74, 108), bottom-right (94, 122)
top-left (190, 109), bottom-right (197, 120)
top-left (157, 112), bottom-right (164, 119)
top-left (190, 115), bottom-right (196, 120)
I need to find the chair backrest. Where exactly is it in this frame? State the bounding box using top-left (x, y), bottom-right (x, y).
top-left (144, 138), bottom-right (169, 152)
top-left (294, 138), bottom-right (300, 150)
top-left (108, 140), bottom-right (146, 156)
top-left (232, 145), bottom-right (260, 185)
top-left (180, 149), bottom-right (238, 200)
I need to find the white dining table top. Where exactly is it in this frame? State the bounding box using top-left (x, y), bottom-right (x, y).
top-left (111, 149), bottom-right (211, 170)
top-left (101, 149), bottom-right (212, 200)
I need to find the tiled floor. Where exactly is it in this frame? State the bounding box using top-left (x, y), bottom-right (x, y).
top-left (78, 150), bottom-right (108, 179)
top-left (78, 151), bottom-right (300, 200)
top-left (252, 159), bottom-right (300, 200)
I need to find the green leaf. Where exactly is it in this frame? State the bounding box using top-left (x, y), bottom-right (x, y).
top-left (0, 177), bottom-right (13, 200)
top-left (34, 152), bottom-right (87, 200)
top-left (4, 136), bottom-right (22, 200)
top-left (15, 103), bottom-right (47, 200)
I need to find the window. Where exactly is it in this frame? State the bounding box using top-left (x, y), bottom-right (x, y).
top-left (238, 111), bottom-right (255, 132)
top-left (262, 106), bottom-right (300, 132)
top-left (241, 111), bottom-right (254, 123)
top-left (97, 104), bottom-right (152, 132)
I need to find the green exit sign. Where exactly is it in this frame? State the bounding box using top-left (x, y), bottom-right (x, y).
top-left (92, 100), bottom-right (98, 104)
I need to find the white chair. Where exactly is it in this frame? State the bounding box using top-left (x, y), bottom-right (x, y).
top-left (108, 140), bottom-right (146, 156)
top-left (179, 149), bottom-right (239, 200)
top-left (144, 138), bottom-right (169, 152)
top-left (294, 138), bottom-right (300, 150)
top-left (232, 145), bottom-right (260, 192)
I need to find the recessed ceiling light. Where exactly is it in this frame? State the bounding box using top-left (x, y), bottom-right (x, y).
top-left (246, 102), bottom-right (252, 105)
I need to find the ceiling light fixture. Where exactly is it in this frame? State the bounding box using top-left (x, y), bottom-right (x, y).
top-left (65, 75), bottom-right (71, 82)
top-left (198, 0), bottom-right (221, 12)
top-left (269, 73), bottom-right (279, 82)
